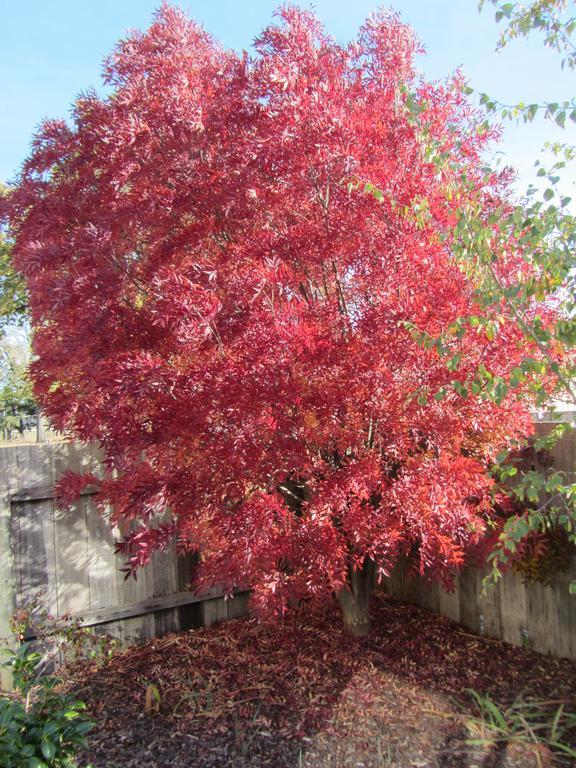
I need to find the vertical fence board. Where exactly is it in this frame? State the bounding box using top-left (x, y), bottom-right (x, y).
top-left (545, 425), bottom-right (575, 478)
top-left (84, 496), bottom-right (118, 611)
top-left (387, 564), bottom-right (441, 614)
top-left (413, 578), bottom-right (440, 614)
top-left (438, 581), bottom-right (461, 624)
top-left (14, 444), bottom-right (56, 615)
top-left (15, 499), bottom-right (58, 617)
top-left (527, 581), bottom-right (558, 656)
top-left (384, 559), bottom-right (406, 600)
top-left (53, 498), bottom-right (91, 615)
top-left (176, 552), bottom-right (201, 630)
top-left (115, 537), bottom-right (154, 644)
top-left (459, 567), bottom-right (481, 634)
top-left (0, 448), bottom-right (18, 689)
top-left (151, 546), bottom-right (180, 636)
top-left (526, 565), bottom-right (576, 658)
top-left (457, 566), bottom-right (502, 638)
top-left (499, 569), bottom-right (529, 648)
top-left (52, 441), bottom-right (103, 485)
top-left (386, 556), bottom-right (575, 658)
top-left (203, 597), bottom-right (229, 627)
top-left (16, 443), bottom-right (53, 490)
top-left (176, 552), bottom-right (195, 591)
top-left (477, 567), bottom-right (502, 639)
top-left (227, 591), bottom-right (250, 620)
top-left (556, 564), bottom-right (576, 659)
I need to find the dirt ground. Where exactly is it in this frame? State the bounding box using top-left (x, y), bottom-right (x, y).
top-left (67, 594), bottom-right (576, 768)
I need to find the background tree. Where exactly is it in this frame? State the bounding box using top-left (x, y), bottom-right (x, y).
top-left (0, 183), bottom-right (35, 441)
top-left (1, 5), bottom-right (558, 634)
top-left (372, 0), bottom-right (576, 588)
top-left (0, 336), bottom-right (34, 440)
top-left (482, 0), bottom-right (576, 71)
top-left (0, 185), bottom-right (28, 333)
top-left (456, 0), bottom-right (576, 585)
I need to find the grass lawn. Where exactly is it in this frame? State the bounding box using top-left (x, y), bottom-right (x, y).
top-left (68, 594), bottom-right (576, 768)
top-left (0, 429), bottom-right (63, 448)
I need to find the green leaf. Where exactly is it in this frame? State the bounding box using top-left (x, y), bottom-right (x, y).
top-left (526, 487), bottom-right (539, 503)
top-left (26, 759), bottom-right (48, 768)
top-left (446, 353), bottom-right (462, 372)
top-left (42, 722), bottom-right (60, 738)
top-left (40, 738), bottom-right (56, 761)
top-left (543, 188), bottom-right (554, 201)
top-left (493, 378), bottom-right (508, 403)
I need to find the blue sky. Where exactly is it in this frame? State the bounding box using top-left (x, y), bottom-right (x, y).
top-left (1, 0), bottom-right (574, 194)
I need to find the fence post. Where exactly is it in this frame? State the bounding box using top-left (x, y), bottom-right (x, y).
top-left (35, 408), bottom-right (47, 443)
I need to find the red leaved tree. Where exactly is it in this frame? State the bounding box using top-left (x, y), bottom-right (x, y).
top-left (3, 5), bottom-right (550, 635)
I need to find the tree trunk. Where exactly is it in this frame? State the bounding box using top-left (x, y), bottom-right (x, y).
top-left (337, 558), bottom-right (374, 637)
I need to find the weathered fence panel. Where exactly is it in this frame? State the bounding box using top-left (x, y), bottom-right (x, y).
top-left (384, 556), bottom-right (576, 658)
top-left (0, 442), bottom-right (248, 688)
top-left (385, 419), bottom-right (576, 659)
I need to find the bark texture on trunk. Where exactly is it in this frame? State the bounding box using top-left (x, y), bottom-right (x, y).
top-left (338, 558), bottom-right (374, 637)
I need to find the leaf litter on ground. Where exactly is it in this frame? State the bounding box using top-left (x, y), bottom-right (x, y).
top-left (65, 593), bottom-right (576, 768)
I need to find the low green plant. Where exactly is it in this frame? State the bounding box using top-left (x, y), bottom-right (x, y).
top-left (465, 690), bottom-right (576, 763)
top-left (8, 592), bottom-right (120, 667)
top-left (0, 643), bottom-right (93, 768)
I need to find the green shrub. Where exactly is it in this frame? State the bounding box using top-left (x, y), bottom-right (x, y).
top-left (0, 643), bottom-right (92, 768)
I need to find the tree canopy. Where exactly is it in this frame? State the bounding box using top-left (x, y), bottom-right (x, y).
top-left (1, 5), bottom-right (561, 633)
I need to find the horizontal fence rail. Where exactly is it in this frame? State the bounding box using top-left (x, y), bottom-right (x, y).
top-left (22, 587), bottom-right (251, 641)
top-left (0, 442), bottom-right (249, 688)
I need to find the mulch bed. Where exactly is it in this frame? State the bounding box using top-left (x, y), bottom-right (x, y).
top-left (67, 593), bottom-right (576, 768)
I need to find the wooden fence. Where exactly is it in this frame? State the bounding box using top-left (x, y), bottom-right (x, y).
top-left (384, 558), bottom-right (576, 658)
top-left (0, 417), bottom-right (575, 689)
top-left (0, 442), bottom-right (248, 688)
top-left (384, 419), bottom-right (576, 659)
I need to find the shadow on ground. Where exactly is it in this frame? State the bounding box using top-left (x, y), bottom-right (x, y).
top-left (69, 594), bottom-right (576, 768)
